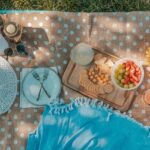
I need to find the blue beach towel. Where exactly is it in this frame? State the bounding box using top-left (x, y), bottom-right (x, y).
top-left (26, 98), bottom-right (150, 150)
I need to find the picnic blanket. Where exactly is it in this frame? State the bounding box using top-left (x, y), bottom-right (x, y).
top-left (26, 98), bottom-right (150, 150)
top-left (0, 11), bottom-right (150, 150)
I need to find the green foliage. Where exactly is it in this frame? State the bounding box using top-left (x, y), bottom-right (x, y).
top-left (0, 0), bottom-right (150, 11)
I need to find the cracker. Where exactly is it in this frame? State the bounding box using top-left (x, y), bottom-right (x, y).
top-left (105, 59), bottom-right (114, 67)
top-left (94, 57), bottom-right (107, 65)
top-left (103, 83), bottom-right (114, 94)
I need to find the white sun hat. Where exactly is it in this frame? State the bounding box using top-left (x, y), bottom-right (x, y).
top-left (0, 57), bottom-right (17, 114)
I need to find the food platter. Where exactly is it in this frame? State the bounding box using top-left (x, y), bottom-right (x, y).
top-left (62, 49), bottom-right (135, 111)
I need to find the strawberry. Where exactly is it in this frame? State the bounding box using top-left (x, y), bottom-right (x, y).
top-left (137, 76), bottom-right (141, 81)
top-left (130, 67), bottom-right (135, 74)
top-left (135, 67), bottom-right (140, 72)
top-left (131, 74), bottom-right (138, 82)
top-left (135, 72), bottom-right (139, 76)
top-left (126, 66), bottom-right (130, 71)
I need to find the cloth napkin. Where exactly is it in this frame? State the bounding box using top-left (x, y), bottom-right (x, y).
top-left (20, 67), bottom-right (58, 108)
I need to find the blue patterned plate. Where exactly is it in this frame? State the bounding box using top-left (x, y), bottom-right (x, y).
top-left (22, 68), bottom-right (61, 105)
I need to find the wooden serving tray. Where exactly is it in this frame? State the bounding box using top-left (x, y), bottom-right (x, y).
top-left (62, 49), bottom-right (135, 112)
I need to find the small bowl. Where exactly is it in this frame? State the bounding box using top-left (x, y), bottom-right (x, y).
top-left (111, 58), bottom-right (144, 91)
top-left (3, 22), bottom-right (19, 37)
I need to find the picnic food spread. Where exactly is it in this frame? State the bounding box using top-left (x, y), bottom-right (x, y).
top-left (0, 11), bottom-right (150, 150)
top-left (63, 46), bottom-right (137, 111)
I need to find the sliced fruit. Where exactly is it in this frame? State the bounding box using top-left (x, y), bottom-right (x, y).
top-left (114, 60), bottom-right (142, 89)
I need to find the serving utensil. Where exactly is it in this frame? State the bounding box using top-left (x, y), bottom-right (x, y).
top-left (36, 69), bottom-right (49, 101)
top-left (32, 70), bottom-right (51, 100)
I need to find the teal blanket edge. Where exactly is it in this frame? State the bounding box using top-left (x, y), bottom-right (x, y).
top-left (0, 10), bottom-right (49, 14)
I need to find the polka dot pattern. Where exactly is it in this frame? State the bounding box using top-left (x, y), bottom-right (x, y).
top-left (0, 11), bottom-right (150, 149)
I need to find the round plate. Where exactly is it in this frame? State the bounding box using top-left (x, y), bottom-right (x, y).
top-left (22, 68), bottom-right (61, 105)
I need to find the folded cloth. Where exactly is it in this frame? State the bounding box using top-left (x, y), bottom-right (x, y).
top-left (20, 67), bottom-right (57, 108)
top-left (26, 97), bottom-right (150, 150)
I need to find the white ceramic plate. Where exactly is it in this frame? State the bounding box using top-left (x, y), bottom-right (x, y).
top-left (22, 68), bottom-right (61, 105)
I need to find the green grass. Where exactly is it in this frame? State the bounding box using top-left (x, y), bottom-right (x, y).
top-left (0, 0), bottom-right (150, 11)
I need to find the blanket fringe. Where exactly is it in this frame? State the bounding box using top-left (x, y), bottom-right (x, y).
top-left (47, 97), bottom-right (150, 131)
top-left (106, 112), bottom-right (112, 122)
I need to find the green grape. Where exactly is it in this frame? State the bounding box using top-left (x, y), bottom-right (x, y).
top-left (118, 64), bottom-right (123, 69)
top-left (124, 84), bottom-right (129, 88)
top-left (119, 83), bottom-right (124, 87)
top-left (119, 68), bottom-right (125, 74)
top-left (129, 84), bottom-right (134, 88)
top-left (121, 79), bottom-right (125, 83)
top-left (118, 75), bottom-right (122, 80)
top-left (116, 79), bottom-right (120, 84)
top-left (125, 71), bottom-right (129, 76)
top-left (115, 69), bottom-right (119, 75)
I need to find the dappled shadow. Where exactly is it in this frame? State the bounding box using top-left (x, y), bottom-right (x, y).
top-left (89, 12), bottom-right (149, 61)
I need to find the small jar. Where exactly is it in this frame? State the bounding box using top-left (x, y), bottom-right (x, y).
top-left (70, 43), bottom-right (94, 66)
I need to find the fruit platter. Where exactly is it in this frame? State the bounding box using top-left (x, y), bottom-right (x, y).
top-left (112, 59), bottom-right (144, 90)
top-left (63, 47), bottom-right (136, 111)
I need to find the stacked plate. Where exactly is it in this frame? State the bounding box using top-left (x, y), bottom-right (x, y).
top-left (0, 57), bottom-right (17, 115)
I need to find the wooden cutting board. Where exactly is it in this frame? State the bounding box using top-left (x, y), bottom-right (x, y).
top-left (62, 49), bottom-right (135, 112)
